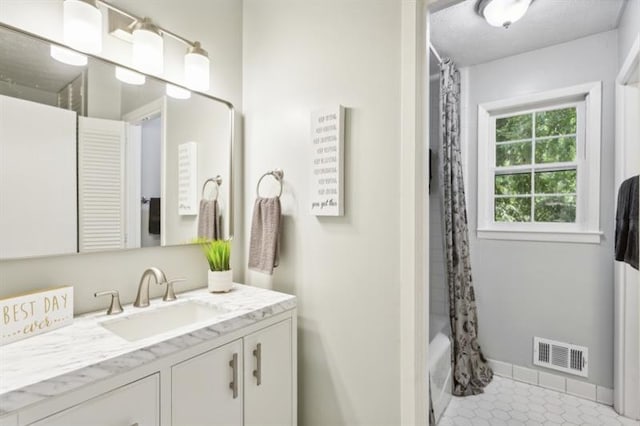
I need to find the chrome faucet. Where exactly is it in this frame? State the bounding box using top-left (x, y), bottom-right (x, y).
top-left (134, 267), bottom-right (168, 308)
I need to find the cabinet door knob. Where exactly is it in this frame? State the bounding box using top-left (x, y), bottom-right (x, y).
top-left (252, 343), bottom-right (262, 386)
top-left (229, 353), bottom-right (238, 399)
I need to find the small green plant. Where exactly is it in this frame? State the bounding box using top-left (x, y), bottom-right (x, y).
top-left (199, 239), bottom-right (231, 272)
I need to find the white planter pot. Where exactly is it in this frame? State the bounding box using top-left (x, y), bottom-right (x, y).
top-left (208, 269), bottom-right (233, 293)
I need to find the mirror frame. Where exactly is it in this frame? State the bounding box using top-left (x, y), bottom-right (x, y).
top-left (0, 22), bottom-right (236, 257)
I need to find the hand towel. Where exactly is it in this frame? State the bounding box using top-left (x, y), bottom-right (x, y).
top-left (197, 199), bottom-right (221, 240)
top-left (615, 175), bottom-right (639, 270)
top-left (248, 197), bottom-right (282, 275)
top-left (148, 197), bottom-right (161, 235)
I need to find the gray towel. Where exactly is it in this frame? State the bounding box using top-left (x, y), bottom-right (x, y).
top-left (197, 199), bottom-right (221, 240)
top-left (248, 197), bottom-right (281, 275)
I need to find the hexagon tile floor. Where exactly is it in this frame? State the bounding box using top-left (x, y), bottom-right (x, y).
top-left (438, 376), bottom-right (639, 426)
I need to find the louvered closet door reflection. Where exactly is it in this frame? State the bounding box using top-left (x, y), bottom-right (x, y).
top-left (78, 117), bottom-right (126, 252)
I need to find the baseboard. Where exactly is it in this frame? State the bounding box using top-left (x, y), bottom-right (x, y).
top-left (487, 359), bottom-right (613, 406)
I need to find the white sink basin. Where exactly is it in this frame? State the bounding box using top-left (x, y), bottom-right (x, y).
top-left (100, 301), bottom-right (228, 342)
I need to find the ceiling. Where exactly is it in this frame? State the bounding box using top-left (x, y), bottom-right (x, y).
top-left (430, 0), bottom-right (626, 68)
top-left (0, 28), bottom-right (83, 94)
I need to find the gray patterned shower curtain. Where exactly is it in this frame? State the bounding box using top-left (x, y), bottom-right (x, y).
top-left (439, 59), bottom-right (493, 396)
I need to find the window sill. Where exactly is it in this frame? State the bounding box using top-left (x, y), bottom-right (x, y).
top-left (476, 228), bottom-right (603, 244)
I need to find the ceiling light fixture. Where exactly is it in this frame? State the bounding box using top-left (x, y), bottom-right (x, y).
top-left (132, 17), bottom-right (163, 75)
top-left (115, 66), bottom-right (146, 85)
top-left (476, 0), bottom-right (533, 29)
top-left (166, 84), bottom-right (191, 100)
top-left (63, 0), bottom-right (102, 54)
top-left (50, 45), bottom-right (88, 66)
top-left (184, 42), bottom-right (210, 91)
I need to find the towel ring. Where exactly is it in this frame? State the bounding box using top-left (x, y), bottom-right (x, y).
top-left (202, 176), bottom-right (223, 201)
top-left (256, 169), bottom-right (284, 198)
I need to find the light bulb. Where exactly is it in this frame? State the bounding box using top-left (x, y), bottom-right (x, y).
top-left (63, 0), bottom-right (102, 54)
top-left (132, 18), bottom-right (164, 75)
top-left (184, 42), bottom-right (210, 91)
top-left (115, 66), bottom-right (146, 85)
top-left (166, 84), bottom-right (191, 100)
top-left (50, 45), bottom-right (88, 66)
top-left (482, 0), bottom-right (532, 28)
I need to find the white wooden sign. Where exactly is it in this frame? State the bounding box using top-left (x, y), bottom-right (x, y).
top-left (310, 105), bottom-right (345, 216)
top-left (1, 286), bottom-right (73, 346)
top-left (178, 142), bottom-right (198, 215)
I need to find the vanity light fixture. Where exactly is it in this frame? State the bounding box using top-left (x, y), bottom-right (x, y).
top-left (115, 66), bottom-right (146, 85)
top-left (57, 1), bottom-right (213, 87)
top-left (476, 0), bottom-right (533, 29)
top-left (184, 42), bottom-right (210, 91)
top-left (166, 84), bottom-right (191, 100)
top-left (63, 0), bottom-right (102, 54)
top-left (132, 17), bottom-right (164, 75)
top-left (50, 45), bottom-right (88, 66)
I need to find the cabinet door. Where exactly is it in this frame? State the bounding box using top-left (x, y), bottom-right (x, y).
top-left (172, 339), bottom-right (243, 426)
top-left (31, 374), bottom-right (159, 426)
top-left (244, 319), bottom-right (292, 426)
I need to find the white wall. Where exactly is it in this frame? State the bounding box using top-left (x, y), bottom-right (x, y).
top-left (0, 80), bottom-right (58, 105)
top-left (243, 0), bottom-right (402, 424)
top-left (164, 95), bottom-right (231, 245)
top-left (0, 0), bottom-right (243, 314)
top-left (464, 30), bottom-right (618, 388)
top-left (87, 59), bottom-right (121, 120)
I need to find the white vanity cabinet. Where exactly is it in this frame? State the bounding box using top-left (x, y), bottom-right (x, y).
top-left (244, 320), bottom-right (293, 426)
top-left (172, 319), bottom-right (293, 426)
top-left (172, 339), bottom-right (244, 426)
top-left (30, 374), bottom-right (160, 426)
top-left (7, 304), bottom-right (297, 426)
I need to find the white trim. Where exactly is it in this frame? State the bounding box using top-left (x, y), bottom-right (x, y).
top-left (124, 123), bottom-right (142, 249)
top-left (488, 358), bottom-right (614, 406)
top-left (616, 35), bottom-right (640, 85)
top-left (400, 1), bottom-right (429, 424)
top-left (477, 82), bottom-right (602, 242)
top-left (477, 229), bottom-right (602, 244)
top-left (613, 33), bottom-right (640, 420)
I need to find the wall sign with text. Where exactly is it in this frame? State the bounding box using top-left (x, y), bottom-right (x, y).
top-left (310, 105), bottom-right (345, 216)
top-left (1, 286), bottom-right (73, 346)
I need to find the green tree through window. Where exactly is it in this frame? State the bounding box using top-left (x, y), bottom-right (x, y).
top-left (494, 107), bottom-right (577, 223)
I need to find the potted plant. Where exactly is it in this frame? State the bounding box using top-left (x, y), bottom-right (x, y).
top-left (200, 239), bottom-right (233, 292)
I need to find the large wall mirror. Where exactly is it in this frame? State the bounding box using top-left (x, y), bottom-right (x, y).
top-left (0, 24), bottom-right (234, 260)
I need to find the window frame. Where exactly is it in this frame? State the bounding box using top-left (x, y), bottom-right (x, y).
top-left (477, 82), bottom-right (602, 244)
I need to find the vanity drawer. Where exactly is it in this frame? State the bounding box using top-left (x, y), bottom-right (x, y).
top-left (29, 374), bottom-right (159, 426)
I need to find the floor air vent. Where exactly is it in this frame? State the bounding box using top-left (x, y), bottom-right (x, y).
top-left (533, 337), bottom-right (588, 377)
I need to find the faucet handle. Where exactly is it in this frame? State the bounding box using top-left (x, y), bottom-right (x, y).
top-left (163, 278), bottom-right (186, 302)
top-left (94, 290), bottom-right (124, 315)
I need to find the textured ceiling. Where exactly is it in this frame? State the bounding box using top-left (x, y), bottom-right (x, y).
top-left (0, 28), bottom-right (83, 94)
top-left (431, 0), bottom-right (626, 68)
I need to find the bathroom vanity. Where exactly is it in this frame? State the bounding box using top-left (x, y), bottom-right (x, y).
top-left (0, 284), bottom-right (297, 426)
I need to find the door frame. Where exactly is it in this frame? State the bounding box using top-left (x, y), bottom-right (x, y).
top-left (399, 0), bottom-right (464, 424)
top-left (613, 34), bottom-right (640, 420)
top-left (122, 98), bottom-right (166, 248)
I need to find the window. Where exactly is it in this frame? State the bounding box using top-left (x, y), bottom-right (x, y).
top-left (477, 82), bottom-right (602, 243)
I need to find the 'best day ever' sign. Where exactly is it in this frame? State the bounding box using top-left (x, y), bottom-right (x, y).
top-left (1, 286), bottom-right (73, 346)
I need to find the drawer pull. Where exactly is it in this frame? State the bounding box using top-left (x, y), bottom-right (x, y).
top-left (130, 423), bottom-right (139, 426)
top-left (253, 343), bottom-right (262, 386)
top-left (229, 353), bottom-right (238, 399)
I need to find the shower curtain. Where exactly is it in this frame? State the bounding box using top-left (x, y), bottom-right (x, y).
top-left (439, 59), bottom-right (493, 396)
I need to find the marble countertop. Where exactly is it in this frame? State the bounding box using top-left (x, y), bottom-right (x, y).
top-left (0, 284), bottom-right (296, 416)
